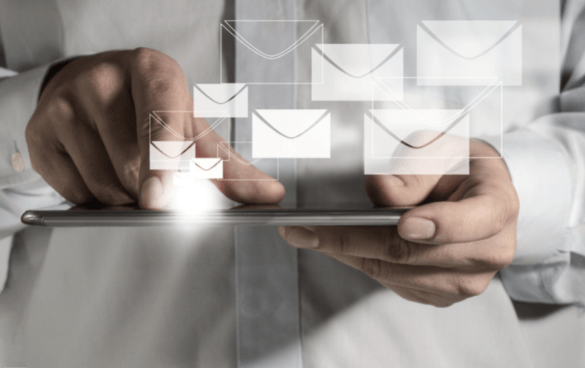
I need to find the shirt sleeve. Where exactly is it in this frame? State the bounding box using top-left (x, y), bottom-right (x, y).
top-left (481, 4), bottom-right (585, 304)
top-left (0, 63), bottom-right (65, 241)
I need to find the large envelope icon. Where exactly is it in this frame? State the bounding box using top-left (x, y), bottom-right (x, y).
top-left (364, 78), bottom-right (503, 175)
top-left (364, 110), bottom-right (470, 175)
top-left (193, 84), bottom-right (248, 118)
top-left (149, 111), bottom-right (228, 170)
top-left (221, 20), bottom-right (323, 84)
top-left (417, 21), bottom-right (522, 86)
top-left (252, 109), bottom-right (330, 158)
top-left (312, 44), bottom-right (404, 101)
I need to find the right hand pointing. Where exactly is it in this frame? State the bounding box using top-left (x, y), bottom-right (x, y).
top-left (26, 48), bottom-right (285, 208)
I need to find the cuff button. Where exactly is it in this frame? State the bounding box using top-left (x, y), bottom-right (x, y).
top-left (12, 152), bottom-right (24, 172)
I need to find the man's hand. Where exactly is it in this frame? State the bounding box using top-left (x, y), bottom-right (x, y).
top-left (278, 141), bottom-right (519, 307)
top-left (26, 48), bottom-right (284, 208)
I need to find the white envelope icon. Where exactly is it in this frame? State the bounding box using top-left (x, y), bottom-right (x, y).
top-left (189, 158), bottom-right (224, 179)
top-left (149, 111), bottom-right (229, 170)
top-left (221, 20), bottom-right (323, 84)
top-left (365, 110), bottom-right (470, 175)
top-left (252, 110), bottom-right (330, 158)
top-left (417, 21), bottom-right (522, 86)
top-left (193, 84), bottom-right (248, 118)
top-left (149, 140), bottom-right (195, 171)
top-left (365, 78), bottom-right (503, 175)
top-left (312, 44), bottom-right (404, 101)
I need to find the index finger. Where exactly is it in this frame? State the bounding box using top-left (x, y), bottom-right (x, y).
top-left (128, 48), bottom-right (284, 208)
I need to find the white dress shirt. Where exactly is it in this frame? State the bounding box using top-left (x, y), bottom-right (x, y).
top-left (0, 0), bottom-right (584, 367)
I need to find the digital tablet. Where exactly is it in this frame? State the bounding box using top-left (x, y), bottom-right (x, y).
top-left (21, 203), bottom-right (411, 227)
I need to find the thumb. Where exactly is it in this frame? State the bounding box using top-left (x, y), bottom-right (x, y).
top-left (365, 174), bottom-right (442, 207)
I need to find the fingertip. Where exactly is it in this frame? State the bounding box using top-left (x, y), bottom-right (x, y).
top-left (397, 216), bottom-right (437, 241)
top-left (139, 175), bottom-right (173, 209)
top-left (277, 226), bottom-right (287, 239)
top-left (262, 181), bottom-right (286, 203)
top-left (217, 180), bottom-right (285, 204)
top-left (367, 175), bottom-right (440, 207)
top-left (365, 175), bottom-right (405, 206)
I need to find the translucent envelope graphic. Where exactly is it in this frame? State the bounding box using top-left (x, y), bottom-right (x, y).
top-left (193, 84), bottom-right (248, 118)
top-left (312, 44), bottom-right (404, 101)
top-left (189, 158), bottom-right (224, 179)
top-left (252, 110), bottom-right (330, 158)
top-left (365, 110), bottom-right (470, 175)
top-left (365, 78), bottom-right (503, 175)
top-left (417, 21), bottom-right (522, 86)
top-left (149, 111), bottom-right (228, 171)
top-left (220, 20), bottom-right (324, 84)
top-left (149, 141), bottom-right (195, 171)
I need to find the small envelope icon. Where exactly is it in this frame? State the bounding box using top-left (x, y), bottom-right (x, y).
top-left (221, 20), bottom-right (323, 84)
top-left (193, 84), bottom-right (248, 118)
top-left (417, 21), bottom-right (522, 86)
top-left (252, 109), bottom-right (330, 158)
top-left (149, 140), bottom-right (195, 171)
top-left (148, 111), bottom-right (230, 171)
top-left (189, 158), bottom-right (224, 179)
top-left (312, 44), bottom-right (404, 101)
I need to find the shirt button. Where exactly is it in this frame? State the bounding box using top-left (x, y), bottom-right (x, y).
top-left (12, 152), bottom-right (24, 172)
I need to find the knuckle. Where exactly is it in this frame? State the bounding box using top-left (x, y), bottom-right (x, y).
top-left (121, 160), bottom-right (141, 191)
top-left (485, 254), bottom-right (511, 270)
top-left (335, 231), bottom-right (350, 254)
top-left (381, 228), bottom-right (413, 263)
top-left (66, 188), bottom-right (93, 205)
top-left (91, 181), bottom-right (130, 205)
top-left (38, 96), bottom-right (78, 135)
top-left (431, 300), bottom-right (456, 308)
top-left (454, 277), bottom-right (487, 298)
top-left (508, 188), bottom-right (520, 218)
top-left (491, 197), bottom-right (509, 235)
top-left (81, 63), bottom-right (125, 102)
top-left (487, 241), bottom-right (516, 270)
top-left (44, 96), bottom-right (76, 122)
top-left (25, 118), bottom-right (43, 148)
top-left (131, 47), bottom-right (183, 78)
top-left (132, 47), bottom-right (162, 69)
top-left (361, 258), bottom-right (384, 279)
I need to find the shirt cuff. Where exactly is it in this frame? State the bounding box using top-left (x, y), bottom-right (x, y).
top-left (0, 64), bottom-right (53, 189)
top-left (482, 129), bottom-right (573, 264)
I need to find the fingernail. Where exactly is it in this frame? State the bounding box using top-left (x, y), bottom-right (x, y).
top-left (399, 217), bottom-right (436, 240)
top-left (282, 226), bottom-right (319, 248)
top-left (140, 177), bottom-right (163, 208)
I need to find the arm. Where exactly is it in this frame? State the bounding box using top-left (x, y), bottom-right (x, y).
top-left (0, 33), bottom-right (63, 241)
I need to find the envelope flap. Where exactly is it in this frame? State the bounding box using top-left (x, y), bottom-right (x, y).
top-left (194, 84), bottom-right (247, 104)
top-left (420, 21), bottom-right (519, 59)
top-left (317, 44), bottom-right (400, 77)
top-left (191, 158), bottom-right (222, 171)
top-left (254, 110), bottom-right (329, 138)
top-left (224, 20), bottom-right (321, 58)
top-left (370, 109), bottom-right (465, 146)
top-left (151, 141), bottom-right (194, 159)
